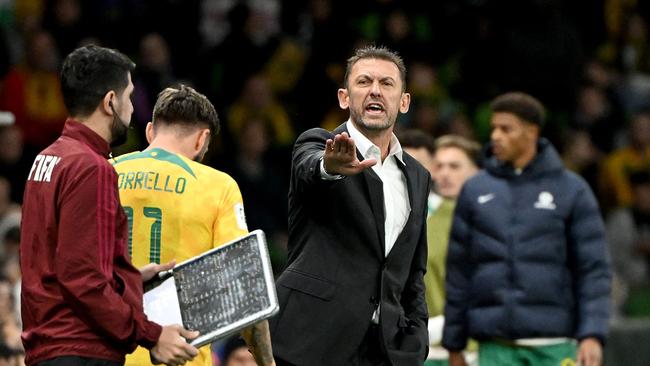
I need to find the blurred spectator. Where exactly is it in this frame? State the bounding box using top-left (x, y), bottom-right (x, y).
top-left (42, 0), bottom-right (87, 56)
top-left (0, 342), bottom-right (24, 366)
top-left (407, 62), bottom-right (448, 106)
top-left (0, 240), bottom-right (20, 329)
top-left (222, 336), bottom-right (255, 366)
top-left (579, 59), bottom-right (627, 148)
top-left (0, 178), bottom-right (19, 254)
top-left (584, 59), bottom-right (618, 90)
top-left (226, 73), bottom-right (294, 150)
top-left (398, 128), bottom-right (436, 178)
top-left (221, 116), bottom-right (288, 274)
top-left (291, 0), bottom-right (353, 130)
top-left (199, 0), bottom-right (237, 49)
top-left (10, 0), bottom-right (45, 65)
top-left (0, 277), bottom-right (22, 366)
top-left (606, 170), bottom-right (650, 317)
top-left (600, 110), bottom-right (650, 210)
top-left (2, 226), bottom-right (19, 262)
top-left (614, 12), bottom-right (650, 115)
top-left (400, 62), bottom-right (451, 134)
top-left (0, 29), bottom-right (65, 152)
top-left (1, 226), bottom-right (20, 326)
top-left (619, 13), bottom-right (650, 75)
top-left (406, 100), bottom-right (440, 137)
top-left (602, 0), bottom-right (636, 48)
top-left (350, 0), bottom-right (433, 57)
top-left (0, 280), bottom-right (12, 324)
top-left (444, 112), bottom-right (478, 143)
top-left (317, 105), bottom-right (348, 132)
top-left (561, 128), bottom-right (602, 193)
top-left (79, 0), bottom-right (144, 57)
top-left (0, 125), bottom-right (31, 203)
top-left (138, 1), bottom-right (202, 81)
top-left (573, 84), bottom-right (623, 153)
top-left (198, 1), bottom-right (281, 108)
top-left (257, 35), bottom-right (306, 145)
top-left (132, 32), bottom-right (177, 135)
top-left (379, 6), bottom-right (424, 63)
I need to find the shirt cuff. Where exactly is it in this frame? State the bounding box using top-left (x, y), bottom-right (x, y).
top-left (320, 157), bottom-right (344, 180)
top-left (428, 315), bottom-right (444, 345)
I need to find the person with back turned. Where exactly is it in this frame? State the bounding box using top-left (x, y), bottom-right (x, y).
top-left (19, 45), bottom-right (198, 366)
top-left (112, 84), bottom-right (275, 366)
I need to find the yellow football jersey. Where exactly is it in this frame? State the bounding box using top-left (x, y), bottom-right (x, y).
top-left (112, 148), bottom-right (249, 366)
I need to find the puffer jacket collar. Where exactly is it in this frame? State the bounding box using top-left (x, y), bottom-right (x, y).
top-left (484, 138), bottom-right (564, 179)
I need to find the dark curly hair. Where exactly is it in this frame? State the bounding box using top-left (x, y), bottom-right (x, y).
top-left (490, 92), bottom-right (546, 128)
top-left (60, 45), bottom-right (135, 117)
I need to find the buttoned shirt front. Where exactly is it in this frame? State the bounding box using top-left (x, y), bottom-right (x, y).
top-left (320, 120), bottom-right (411, 255)
top-left (346, 120), bottom-right (410, 256)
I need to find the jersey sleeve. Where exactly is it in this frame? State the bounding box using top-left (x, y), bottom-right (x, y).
top-left (212, 175), bottom-right (249, 247)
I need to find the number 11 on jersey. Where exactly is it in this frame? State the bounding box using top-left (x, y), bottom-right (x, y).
top-left (123, 206), bottom-right (163, 264)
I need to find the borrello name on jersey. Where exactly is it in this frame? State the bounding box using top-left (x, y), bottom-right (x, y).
top-left (112, 147), bottom-right (248, 366)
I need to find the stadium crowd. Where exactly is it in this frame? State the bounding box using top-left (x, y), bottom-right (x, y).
top-left (0, 0), bottom-right (649, 364)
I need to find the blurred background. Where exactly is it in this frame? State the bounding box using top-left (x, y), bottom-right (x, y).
top-left (0, 0), bottom-right (649, 364)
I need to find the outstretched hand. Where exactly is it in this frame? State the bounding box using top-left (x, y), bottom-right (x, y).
top-left (323, 132), bottom-right (376, 176)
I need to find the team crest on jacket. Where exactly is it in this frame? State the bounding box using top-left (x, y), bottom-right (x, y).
top-left (534, 191), bottom-right (556, 210)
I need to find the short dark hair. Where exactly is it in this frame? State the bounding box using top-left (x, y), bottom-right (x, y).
top-left (61, 45), bottom-right (135, 117)
top-left (490, 92), bottom-right (546, 127)
top-left (152, 84), bottom-right (220, 136)
top-left (434, 134), bottom-right (481, 166)
top-left (344, 45), bottom-right (407, 91)
top-left (398, 129), bottom-right (435, 155)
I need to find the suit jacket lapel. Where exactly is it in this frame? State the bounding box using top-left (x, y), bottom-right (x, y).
top-left (386, 156), bottom-right (416, 262)
top-left (362, 167), bottom-right (386, 258)
top-left (333, 122), bottom-right (385, 259)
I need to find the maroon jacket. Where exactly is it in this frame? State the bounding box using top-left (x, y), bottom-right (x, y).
top-left (20, 120), bottom-right (162, 365)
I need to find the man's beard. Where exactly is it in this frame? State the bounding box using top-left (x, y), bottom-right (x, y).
top-left (350, 108), bottom-right (393, 131)
top-left (110, 113), bottom-right (128, 147)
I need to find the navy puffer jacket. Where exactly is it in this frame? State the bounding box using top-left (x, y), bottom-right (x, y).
top-left (442, 138), bottom-right (611, 351)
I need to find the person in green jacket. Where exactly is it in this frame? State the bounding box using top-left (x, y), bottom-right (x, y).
top-left (401, 131), bottom-right (480, 366)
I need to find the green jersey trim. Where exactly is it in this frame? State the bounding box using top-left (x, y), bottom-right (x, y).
top-left (112, 148), bottom-right (196, 178)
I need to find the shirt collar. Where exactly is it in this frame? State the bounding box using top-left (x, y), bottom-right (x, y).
top-left (345, 120), bottom-right (405, 165)
top-left (61, 118), bottom-right (111, 158)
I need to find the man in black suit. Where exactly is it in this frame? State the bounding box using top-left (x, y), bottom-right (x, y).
top-left (269, 46), bottom-right (430, 366)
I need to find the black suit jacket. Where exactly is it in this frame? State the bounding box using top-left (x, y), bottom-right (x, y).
top-left (270, 124), bottom-right (430, 366)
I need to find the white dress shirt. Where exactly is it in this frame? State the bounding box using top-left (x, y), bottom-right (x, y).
top-left (320, 120), bottom-right (411, 255)
top-left (348, 121), bottom-right (410, 255)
